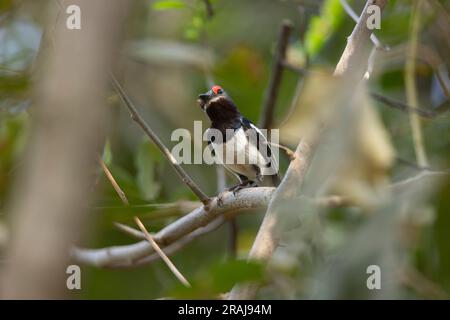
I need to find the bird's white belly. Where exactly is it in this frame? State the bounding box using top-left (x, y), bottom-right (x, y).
top-left (211, 128), bottom-right (267, 180)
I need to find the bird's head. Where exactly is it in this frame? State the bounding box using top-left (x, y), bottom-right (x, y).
top-left (197, 85), bottom-right (227, 111)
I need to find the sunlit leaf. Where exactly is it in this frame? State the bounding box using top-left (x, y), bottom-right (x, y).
top-left (102, 139), bottom-right (113, 166)
top-left (152, 0), bottom-right (186, 10)
top-left (304, 0), bottom-right (344, 58)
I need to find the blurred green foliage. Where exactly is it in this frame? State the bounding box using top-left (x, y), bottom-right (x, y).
top-left (0, 0), bottom-right (449, 299)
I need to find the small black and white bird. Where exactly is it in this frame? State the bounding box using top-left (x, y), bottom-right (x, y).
top-left (198, 85), bottom-right (280, 192)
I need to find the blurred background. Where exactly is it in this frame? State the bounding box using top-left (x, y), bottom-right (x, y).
top-left (0, 0), bottom-right (449, 299)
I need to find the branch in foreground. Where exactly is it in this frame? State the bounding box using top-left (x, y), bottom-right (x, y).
top-left (340, 0), bottom-right (388, 50)
top-left (72, 187), bottom-right (275, 267)
top-left (115, 217), bottom-right (226, 268)
top-left (229, 0), bottom-right (389, 300)
top-left (1, 0), bottom-right (131, 299)
top-left (334, 0), bottom-right (388, 77)
top-left (134, 217), bottom-right (191, 287)
top-left (98, 156), bottom-right (129, 205)
top-left (228, 139), bottom-right (317, 299)
top-left (109, 74), bottom-right (210, 205)
top-left (258, 20), bottom-right (293, 129)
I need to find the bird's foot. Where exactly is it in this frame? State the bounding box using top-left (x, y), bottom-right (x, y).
top-left (227, 181), bottom-right (257, 196)
top-left (217, 191), bottom-right (226, 207)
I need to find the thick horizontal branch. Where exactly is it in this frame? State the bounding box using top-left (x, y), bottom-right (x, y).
top-left (72, 187), bottom-right (275, 267)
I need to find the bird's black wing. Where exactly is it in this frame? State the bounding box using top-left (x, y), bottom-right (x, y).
top-left (240, 117), bottom-right (272, 162)
top-left (240, 117), bottom-right (280, 186)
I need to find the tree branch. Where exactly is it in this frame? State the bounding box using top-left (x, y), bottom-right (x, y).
top-left (72, 187), bottom-right (275, 267)
top-left (203, 0), bottom-right (214, 19)
top-left (405, 0), bottom-right (428, 167)
top-left (340, 0), bottom-right (388, 50)
top-left (334, 0), bottom-right (388, 77)
top-left (228, 139), bottom-right (317, 299)
top-left (229, 0), bottom-right (389, 300)
top-left (109, 74), bottom-right (210, 205)
top-left (258, 20), bottom-right (293, 129)
top-left (98, 156), bottom-right (129, 205)
top-left (134, 217), bottom-right (191, 287)
top-left (370, 91), bottom-right (437, 118)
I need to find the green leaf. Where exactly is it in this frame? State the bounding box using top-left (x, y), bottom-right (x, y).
top-left (135, 139), bottom-right (163, 201)
top-left (304, 0), bottom-right (344, 58)
top-left (102, 139), bottom-right (113, 166)
top-left (152, 0), bottom-right (186, 10)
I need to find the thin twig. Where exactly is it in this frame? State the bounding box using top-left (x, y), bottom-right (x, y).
top-left (258, 20), bottom-right (293, 129)
top-left (109, 74), bottom-right (210, 205)
top-left (405, 0), bottom-right (428, 167)
top-left (399, 265), bottom-right (450, 299)
top-left (203, 0), bottom-right (214, 19)
top-left (268, 141), bottom-right (296, 160)
top-left (134, 217), bottom-right (191, 287)
top-left (98, 156), bottom-right (129, 205)
top-left (370, 92), bottom-right (438, 118)
top-left (114, 222), bottom-right (144, 240)
top-left (391, 170), bottom-right (450, 190)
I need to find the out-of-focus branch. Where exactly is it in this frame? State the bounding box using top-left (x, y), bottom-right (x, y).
top-left (114, 217), bottom-right (225, 268)
top-left (229, 0), bottom-right (389, 300)
top-left (0, 0), bottom-right (131, 298)
top-left (334, 0), bottom-right (388, 78)
top-left (391, 169), bottom-right (450, 191)
top-left (258, 20), bottom-right (293, 129)
top-left (98, 156), bottom-right (129, 205)
top-left (109, 75), bottom-right (210, 205)
top-left (134, 217), bottom-right (191, 287)
top-left (228, 139), bottom-right (317, 299)
top-left (405, 0), bottom-right (428, 167)
top-left (203, 0), bottom-right (214, 19)
top-left (399, 265), bottom-right (450, 299)
top-left (370, 92), bottom-right (438, 118)
top-left (339, 0), bottom-right (388, 50)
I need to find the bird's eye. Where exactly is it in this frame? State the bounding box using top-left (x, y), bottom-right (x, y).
top-left (212, 85), bottom-right (223, 95)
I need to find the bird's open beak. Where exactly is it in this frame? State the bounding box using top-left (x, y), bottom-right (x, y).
top-left (197, 92), bottom-right (211, 110)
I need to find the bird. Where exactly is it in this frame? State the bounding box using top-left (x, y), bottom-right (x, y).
top-left (198, 85), bottom-right (280, 193)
